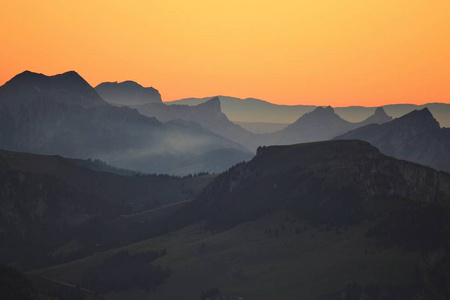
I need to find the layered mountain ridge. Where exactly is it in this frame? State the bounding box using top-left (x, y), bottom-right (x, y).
top-left (167, 96), bottom-right (450, 127)
top-left (0, 71), bottom-right (251, 174)
top-left (337, 108), bottom-right (450, 173)
top-left (256, 105), bottom-right (392, 148)
top-left (131, 95), bottom-right (392, 151)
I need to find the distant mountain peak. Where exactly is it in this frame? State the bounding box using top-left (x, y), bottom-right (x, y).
top-left (202, 96), bottom-right (221, 107)
top-left (60, 70), bottom-right (80, 76)
top-left (359, 107), bottom-right (392, 126)
top-left (193, 97), bottom-right (223, 115)
top-left (104, 80), bottom-right (157, 91)
top-left (315, 105), bottom-right (334, 112)
top-left (13, 70), bottom-right (82, 80)
top-left (95, 80), bottom-right (162, 106)
top-left (309, 106), bottom-right (335, 115)
top-left (374, 107), bottom-right (388, 116)
top-left (398, 108), bottom-right (440, 129)
top-left (15, 70), bottom-right (41, 78)
top-left (0, 70), bottom-right (106, 109)
top-left (302, 106), bottom-right (339, 120)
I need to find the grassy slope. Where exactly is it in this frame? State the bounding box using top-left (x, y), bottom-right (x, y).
top-left (0, 149), bottom-right (217, 209)
top-left (33, 212), bottom-right (419, 300)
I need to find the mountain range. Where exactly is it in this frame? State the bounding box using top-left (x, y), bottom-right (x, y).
top-left (0, 71), bottom-right (251, 174)
top-left (260, 106), bottom-right (392, 147)
top-left (337, 108), bottom-right (450, 173)
top-left (129, 96), bottom-right (256, 151)
top-left (128, 95), bottom-right (393, 151)
top-left (167, 96), bottom-right (450, 129)
top-left (2, 70), bottom-right (450, 299)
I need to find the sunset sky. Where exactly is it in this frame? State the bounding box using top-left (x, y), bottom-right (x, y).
top-left (1, 0), bottom-right (450, 106)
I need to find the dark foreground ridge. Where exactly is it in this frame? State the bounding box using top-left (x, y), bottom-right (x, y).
top-left (24, 139), bottom-right (450, 299)
top-left (193, 139), bottom-right (450, 230)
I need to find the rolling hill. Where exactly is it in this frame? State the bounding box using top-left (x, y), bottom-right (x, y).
top-left (0, 149), bottom-right (215, 269)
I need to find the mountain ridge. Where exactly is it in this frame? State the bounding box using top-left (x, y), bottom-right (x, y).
top-left (260, 106), bottom-right (392, 147)
top-left (0, 70), bottom-right (107, 110)
top-left (95, 80), bottom-right (162, 106)
top-left (337, 108), bottom-right (450, 173)
top-left (166, 96), bottom-right (450, 127)
top-left (0, 71), bottom-right (250, 174)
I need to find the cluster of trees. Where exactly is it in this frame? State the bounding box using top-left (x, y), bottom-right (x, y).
top-left (133, 171), bottom-right (210, 179)
top-left (81, 250), bottom-right (170, 294)
top-left (72, 158), bottom-right (138, 176)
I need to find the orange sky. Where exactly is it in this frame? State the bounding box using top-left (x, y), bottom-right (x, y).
top-left (1, 0), bottom-right (450, 106)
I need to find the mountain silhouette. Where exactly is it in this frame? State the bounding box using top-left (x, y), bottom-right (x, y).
top-left (192, 139), bottom-right (450, 230)
top-left (261, 106), bottom-right (392, 146)
top-left (95, 80), bottom-right (162, 106)
top-left (337, 108), bottom-right (450, 172)
top-left (168, 96), bottom-right (450, 127)
top-left (0, 71), bottom-right (250, 174)
top-left (134, 99), bottom-right (392, 151)
top-left (0, 70), bottom-right (107, 111)
top-left (133, 97), bottom-right (255, 151)
top-left (358, 106), bottom-right (393, 126)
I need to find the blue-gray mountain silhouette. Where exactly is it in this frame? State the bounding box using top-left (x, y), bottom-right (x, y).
top-left (96, 80), bottom-right (162, 106)
top-left (337, 108), bottom-right (450, 173)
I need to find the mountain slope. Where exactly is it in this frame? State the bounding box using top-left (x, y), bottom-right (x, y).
top-left (133, 97), bottom-right (256, 151)
top-left (193, 140), bottom-right (450, 230)
top-left (35, 140), bottom-right (450, 300)
top-left (166, 95), bottom-right (317, 124)
top-left (0, 149), bottom-right (215, 269)
top-left (0, 71), bottom-right (247, 174)
top-left (167, 148), bottom-right (254, 175)
top-left (135, 101), bottom-right (391, 152)
top-left (261, 106), bottom-right (391, 146)
top-left (95, 81), bottom-right (162, 106)
top-left (0, 265), bottom-right (101, 299)
top-left (0, 71), bottom-right (107, 111)
top-left (337, 108), bottom-right (450, 173)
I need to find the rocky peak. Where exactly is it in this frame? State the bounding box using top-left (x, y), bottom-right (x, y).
top-left (95, 80), bottom-right (162, 106)
top-left (312, 105), bottom-right (335, 115)
top-left (374, 107), bottom-right (388, 117)
top-left (0, 70), bottom-right (107, 110)
top-left (360, 107), bottom-right (393, 125)
top-left (194, 97), bottom-right (222, 113)
top-left (396, 108), bottom-right (440, 131)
